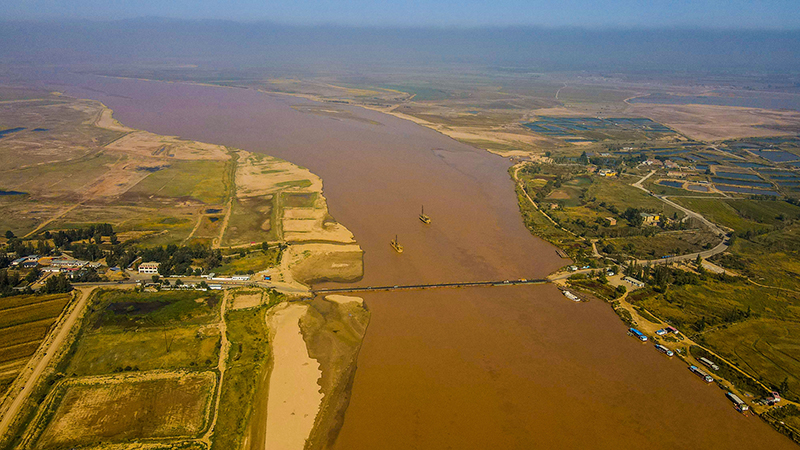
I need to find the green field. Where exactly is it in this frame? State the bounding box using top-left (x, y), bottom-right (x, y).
top-left (222, 196), bottom-right (277, 247)
top-left (125, 160), bottom-right (229, 204)
top-left (63, 290), bottom-right (221, 377)
top-left (90, 290), bottom-right (220, 329)
top-left (216, 247), bottom-right (282, 275)
top-left (673, 198), bottom-right (800, 234)
top-left (633, 279), bottom-right (800, 401)
top-left (606, 229), bottom-right (718, 259)
top-left (67, 326), bottom-right (221, 376)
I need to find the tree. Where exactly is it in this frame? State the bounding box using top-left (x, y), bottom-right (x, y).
top-left (25, 267), bottom-right (41, 284)
top-left (4, 230), bottom-right (14, 239)
top-left (41, 274), bottom-right (72, 294)
top-left (779, 377), bottom-right (790, 395)
top-left (695, 254), bottom-right (702, 267)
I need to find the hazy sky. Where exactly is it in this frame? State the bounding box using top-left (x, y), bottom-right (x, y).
top-left (2, 0), bottom-right (799, 29)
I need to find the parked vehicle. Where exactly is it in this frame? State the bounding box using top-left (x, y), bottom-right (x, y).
top-left (654, 344), bottom-right (674, 357)
top-left (628, 328), bottom-right (647, 342)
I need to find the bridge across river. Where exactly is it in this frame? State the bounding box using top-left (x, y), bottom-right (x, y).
top-left (313, 278), bottom-right (547, 295)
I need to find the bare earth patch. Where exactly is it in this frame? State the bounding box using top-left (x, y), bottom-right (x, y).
top-left (265, 303), bottom-right (323, 450)
top-left (231, 291), bottom-right (263, 310)
top-left (627, 103), bottom-right (800, 141)
top-left (324, 295), bottom-right (364, 306)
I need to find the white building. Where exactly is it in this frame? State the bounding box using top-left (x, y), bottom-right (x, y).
top-left (138, 262), bottom-right (160, 274)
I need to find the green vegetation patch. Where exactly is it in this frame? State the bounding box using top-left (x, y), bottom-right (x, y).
top-left (216, 247), bottom-right (282, 275)
top-left (223, 196), bottom-right (276, 246)
top-left (66, 326), bottom-right (220, 376)
top-left (702, 319), bottom-right (800, 401)
top-left (211, 302), bottom-right (275, 450)
top-left (90, 290), bottom-right (220, 329)
top-left (673, 198), bottom-right (800, 234)
top-left (125, 160), bottom-right (228, 204)
top-left (282, 192), bottom-right (318, 208)
top-left (606, 229), bottom-right (718, 259)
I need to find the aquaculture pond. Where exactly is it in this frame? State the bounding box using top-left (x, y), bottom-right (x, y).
top-left (753, 150), bottom-right (800, 163)
top-left (659, 180), bottom-right (684, 189)
top-left (715, 185), bottom-right (781, 196)
top-left (732, 162), bottom-right (767, 169)
top-left (711, 177), bottom-right (773, 188)
top-left (714, 171), bottom-right (764, 181)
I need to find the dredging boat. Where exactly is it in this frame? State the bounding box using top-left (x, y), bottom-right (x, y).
top-left (391, 235), bottom-right (404, 253)
top-left (419, 205), bottom-right (431, 224)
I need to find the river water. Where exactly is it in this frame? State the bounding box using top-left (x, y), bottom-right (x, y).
top-left (35, 73), bottom-right (795, 449)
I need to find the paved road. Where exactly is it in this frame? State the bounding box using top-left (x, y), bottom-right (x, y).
top-left (0, 287), bottom-right (97, 438)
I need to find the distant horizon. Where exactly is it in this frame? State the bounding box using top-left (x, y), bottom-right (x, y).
top-left (2, 18), bottom-right (800, 75)
top-left (2, 0), bottom-right (799, 30)
top-left (1, 16), bottom-right (800, 32)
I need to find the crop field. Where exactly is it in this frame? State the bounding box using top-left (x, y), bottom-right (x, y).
top-left (25, 372), bottom-right (215, 449)
top-left (62, 290), bottom-right (221, 378)
top-left (635, 274), bottom-right (800, 401)
top-left (0, 293), bottom-right (71, 396)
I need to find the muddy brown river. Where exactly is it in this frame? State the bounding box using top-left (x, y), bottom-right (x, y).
top-left (42, 74), bottom-right (795, 449)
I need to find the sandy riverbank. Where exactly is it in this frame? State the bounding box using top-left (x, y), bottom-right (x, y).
top-left (265, 303), bottom-right (323, 450)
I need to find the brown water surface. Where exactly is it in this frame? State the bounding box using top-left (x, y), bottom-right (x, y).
top-left (44, 74), bottom-right (795, 449)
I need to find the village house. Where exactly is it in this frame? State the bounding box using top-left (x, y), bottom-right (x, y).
top-left (640, 212), bottom-right (661, 226)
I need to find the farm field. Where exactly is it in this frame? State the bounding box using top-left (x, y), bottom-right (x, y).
top-left (66, 290), bottom-right (221, 374)
top-left (0, 294), bottom-right (71, 396)
top-left (21, 371), bottom-right (216, 449)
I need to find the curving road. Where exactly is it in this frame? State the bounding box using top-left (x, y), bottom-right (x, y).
top-left (629, 171), bottom-right (730, 265)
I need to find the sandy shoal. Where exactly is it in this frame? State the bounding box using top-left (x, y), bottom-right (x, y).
top-left (325, 294), bottom-right (364, 306)
top-left (265, 303), bottom-right (322, 450)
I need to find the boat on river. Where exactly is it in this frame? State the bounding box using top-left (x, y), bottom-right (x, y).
top-left (391, 235), bottom-right (404, 253)
top-left (419, 205), bottom-right (431, 224)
